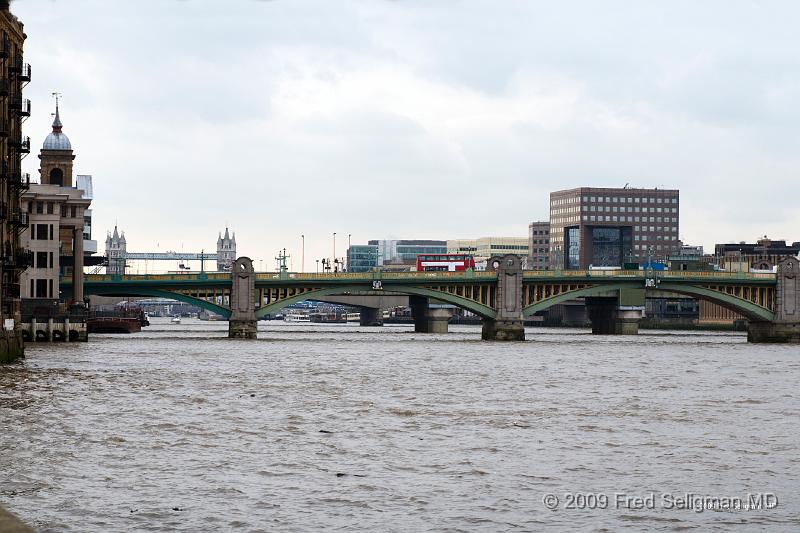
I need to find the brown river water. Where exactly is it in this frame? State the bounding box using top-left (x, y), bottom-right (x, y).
top-left (1, 318), bottom-right (799, 532)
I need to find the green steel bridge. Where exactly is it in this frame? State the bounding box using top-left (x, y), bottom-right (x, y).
top-left (61, 254), bottom-right (800, 342)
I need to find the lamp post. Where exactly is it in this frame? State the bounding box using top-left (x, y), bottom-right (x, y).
top-left (301, 234), bottom-right (305, 273)
top-left (333, 232), bottom-right (337, 272)
top-left (347, 233), bottom-right (351, 272)
top-left (316, 259), bottom-right (319, 273)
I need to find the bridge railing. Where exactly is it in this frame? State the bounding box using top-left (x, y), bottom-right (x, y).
top-left (522, 270), bottom-right (776, 281)
top-left (254, 271), bottom-right (499, 281)
top-left (83, 273), bottom-right (232, 282)
top-left (80, 270), bottom-right (776, 284)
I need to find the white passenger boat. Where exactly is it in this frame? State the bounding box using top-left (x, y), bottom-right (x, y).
top-left (284, 313), bottom-right (311, 322)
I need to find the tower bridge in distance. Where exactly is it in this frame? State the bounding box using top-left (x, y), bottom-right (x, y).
top-left (60, 255), bottom-right (800, 343)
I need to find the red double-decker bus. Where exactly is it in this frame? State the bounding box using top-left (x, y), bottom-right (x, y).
top-left (416, 254), bottom-right (476, 272)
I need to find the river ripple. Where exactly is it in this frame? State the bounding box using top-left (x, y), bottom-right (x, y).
top-left (1, 318), bottom-right (799, 532)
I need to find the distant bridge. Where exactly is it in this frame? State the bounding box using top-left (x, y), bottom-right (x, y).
top-left (120, 252), bottom-right (218, 261)
top-left (62, 255), bottom-right (800, 343)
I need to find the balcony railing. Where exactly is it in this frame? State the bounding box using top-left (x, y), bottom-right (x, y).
top-left (9, 136), bottom-right (30, 154)
top-left (9, 209), bottom-right (28, 227)
top-left (2, 282), bottom-right (20, 300)
top-left (8, 171), bottom-right (30, 189)
top-left (19, 63), bottom-right (30, 83)
top-left (10, 97), bottom-right (30, 116)
top-left (2, 246), bottom-right (32, 269)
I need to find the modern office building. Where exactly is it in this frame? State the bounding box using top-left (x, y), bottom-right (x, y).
top-left (549, 187), bottom-right (680, 269)
top-left (0, 2), bottom-right (29, 360)
top-left (347, 244), bottom-right (379, 273)
top-left (528, 221), bottom-right (550, 270)
top-left (346, 240), bottom-right (447, 272)
top-left (370, 239), bottom-right (447, 264)
top-left (447, 237), bottom-right (529, 262)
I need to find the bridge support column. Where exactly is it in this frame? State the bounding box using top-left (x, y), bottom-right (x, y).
top-left (748, 257), bottom-right (800, 343)
top-left (228, 257), bottom-right (257, 339)
top-left (586, 290), bottom-right (644, 335)
top-left (359, 308), bottom-right (383, 327)
top-left (409, 296), bottom-right (452, 333)
top-left (482, 255), bottom-right (525, 341)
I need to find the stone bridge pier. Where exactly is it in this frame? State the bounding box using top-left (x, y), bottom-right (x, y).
top-left (586, 288), bottom-right (645, 335)
top-left (228, 257), bottom-right (257, 339)
top-left (359, 307), bottom-right (383, 327)
top-left (749, 257), bottom-right (800, 343)
top-left (482, 255), bottom-right (525, 341)
top-left (410, 296), bottom-right (453, 333)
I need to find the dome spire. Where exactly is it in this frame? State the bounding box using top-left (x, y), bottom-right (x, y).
top-left (43, 91), bottom-right (72, 151)
top-left (52, 91), bottom-right (63, 132)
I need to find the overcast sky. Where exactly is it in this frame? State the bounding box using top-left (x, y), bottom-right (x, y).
top-left (12, 0), bottom-right (800, 271)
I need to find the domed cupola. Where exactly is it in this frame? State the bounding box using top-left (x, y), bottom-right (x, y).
top-left (43, 102), bottom-right (72, 151)
top-left (39, 94), bottom-right (76, 187)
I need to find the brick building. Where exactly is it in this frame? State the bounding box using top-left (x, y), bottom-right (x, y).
top-left (0, 2), bottom-right (29, 361)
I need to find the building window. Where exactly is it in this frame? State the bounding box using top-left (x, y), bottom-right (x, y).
top-left (61, 205), bottom-right (67, 217)
top-left (49, 168), bottom-right (64, 186)
top-left (36, 251), bottom-right (47, 268)
top-left (36, 202), bottom-right (44, 214)
top-left (35, 224), bottom-right (48, 240)
top-left (47, 202), bottom-right (54, 214)
top-left (566, 227), bottom-right (581, 269)
top-left (35, 279), bottom-right (48, 298)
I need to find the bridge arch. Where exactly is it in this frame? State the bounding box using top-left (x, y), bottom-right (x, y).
top-left (655, 283), bottom-right (774, 322)
top-left (522, 283), bottom-right (635, 317)
top-left (521, 281), bottom-right (775, 322)
top-left (254, 284), bottom-right (497, 320)
top-left (82, 287), bottom-right (232, 318)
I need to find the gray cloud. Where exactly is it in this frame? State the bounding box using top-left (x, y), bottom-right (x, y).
top-left (12, 0), bottom-right (800, 268)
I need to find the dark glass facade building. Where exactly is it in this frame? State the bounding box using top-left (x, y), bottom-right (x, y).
top-left (347, 244), bottom-right (379, 273)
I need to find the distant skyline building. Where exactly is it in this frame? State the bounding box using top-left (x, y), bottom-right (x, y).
top-left (715, 238), bottom-right (800, 270)
top-left (369, 239), bottom-right (447, 265)
top-left (345, 239), bottom-right (447, 272)
top-left (347, 244), bottom-right (379, 273)
top-left (216, 227), bottom-right (236, 272)
top-left (549, 187), bottom-right (680, 269)
top-left (105, 225), bottom-right (126, 275)
top-left (527, 221), bottom-right (550, 270)
top-left (447, 237), bottom-right (528, 262)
